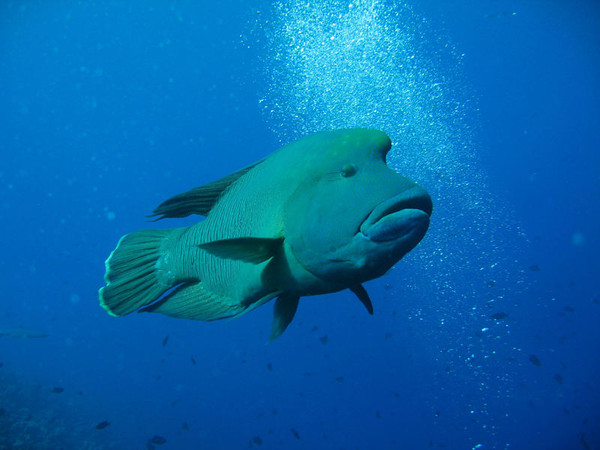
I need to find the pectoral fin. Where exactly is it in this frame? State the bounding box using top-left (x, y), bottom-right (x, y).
top-left (269, 294), bottom-right (300, 341)
top-left (199, 237), bottom-right (283, 264)
top-left (350, 284), bottom-right (373, 315)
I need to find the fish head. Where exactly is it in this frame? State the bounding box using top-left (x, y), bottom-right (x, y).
top-left (283, 128), bottom-right (432, 287)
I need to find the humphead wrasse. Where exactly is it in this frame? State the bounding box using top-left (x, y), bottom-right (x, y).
top-left (99, 129), bottom-right (432, 340)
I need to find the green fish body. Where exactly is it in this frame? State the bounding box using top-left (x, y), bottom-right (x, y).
top-left (99, 129), bottom-right (432, 339)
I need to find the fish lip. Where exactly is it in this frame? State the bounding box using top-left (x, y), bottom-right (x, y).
top-left (359, 186), bottom-right (433, 235)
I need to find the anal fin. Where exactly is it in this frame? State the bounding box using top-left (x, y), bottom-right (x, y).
top-left (140, 281), bottom-right (243, 321)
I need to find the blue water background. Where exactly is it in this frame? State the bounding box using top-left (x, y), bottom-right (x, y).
top-left (1, 1), bottom-right (599, 449)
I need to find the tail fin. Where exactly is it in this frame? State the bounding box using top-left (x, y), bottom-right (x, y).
top-left (99, 229), bottom-right (175, 316)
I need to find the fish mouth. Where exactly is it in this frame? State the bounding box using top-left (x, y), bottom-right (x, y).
top-left (359, 186), bottom-right (433, 243)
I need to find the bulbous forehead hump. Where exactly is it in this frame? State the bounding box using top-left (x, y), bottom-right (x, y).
top-left (281, 128), bottom-right (392, 171)
top-left (319, 128), bottom-right (392, 160)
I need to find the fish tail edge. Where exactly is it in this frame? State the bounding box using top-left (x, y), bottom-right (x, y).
top-left (99, 229), bottom-right (174, 316)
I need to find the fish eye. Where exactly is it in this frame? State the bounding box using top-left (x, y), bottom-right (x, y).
top-left (340, 163), bottom-right (358, 178)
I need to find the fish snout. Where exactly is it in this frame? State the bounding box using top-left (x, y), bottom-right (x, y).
top-left (360, 186), bottom-right (432, 243)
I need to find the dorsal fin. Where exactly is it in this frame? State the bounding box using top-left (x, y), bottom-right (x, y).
top-left (149, 161), bottom-right (261, 220)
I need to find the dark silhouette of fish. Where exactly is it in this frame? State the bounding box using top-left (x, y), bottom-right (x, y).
top-left (529, 354), bottom-right (542, 367)
top-left (95, 421), bottom-right (110, 430)
top-left (0, 328), bottom-right (48, 338)
top-left (150, 436), bottom-right (166, 445)
top-left (99, 129), bottom-right (432, 339)
top-left (554, 374), bottom-right (563, 384)
top-left (491, 312), bottom-right (508, 320)
top-left (580, 433), bottom-right (591, 450)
